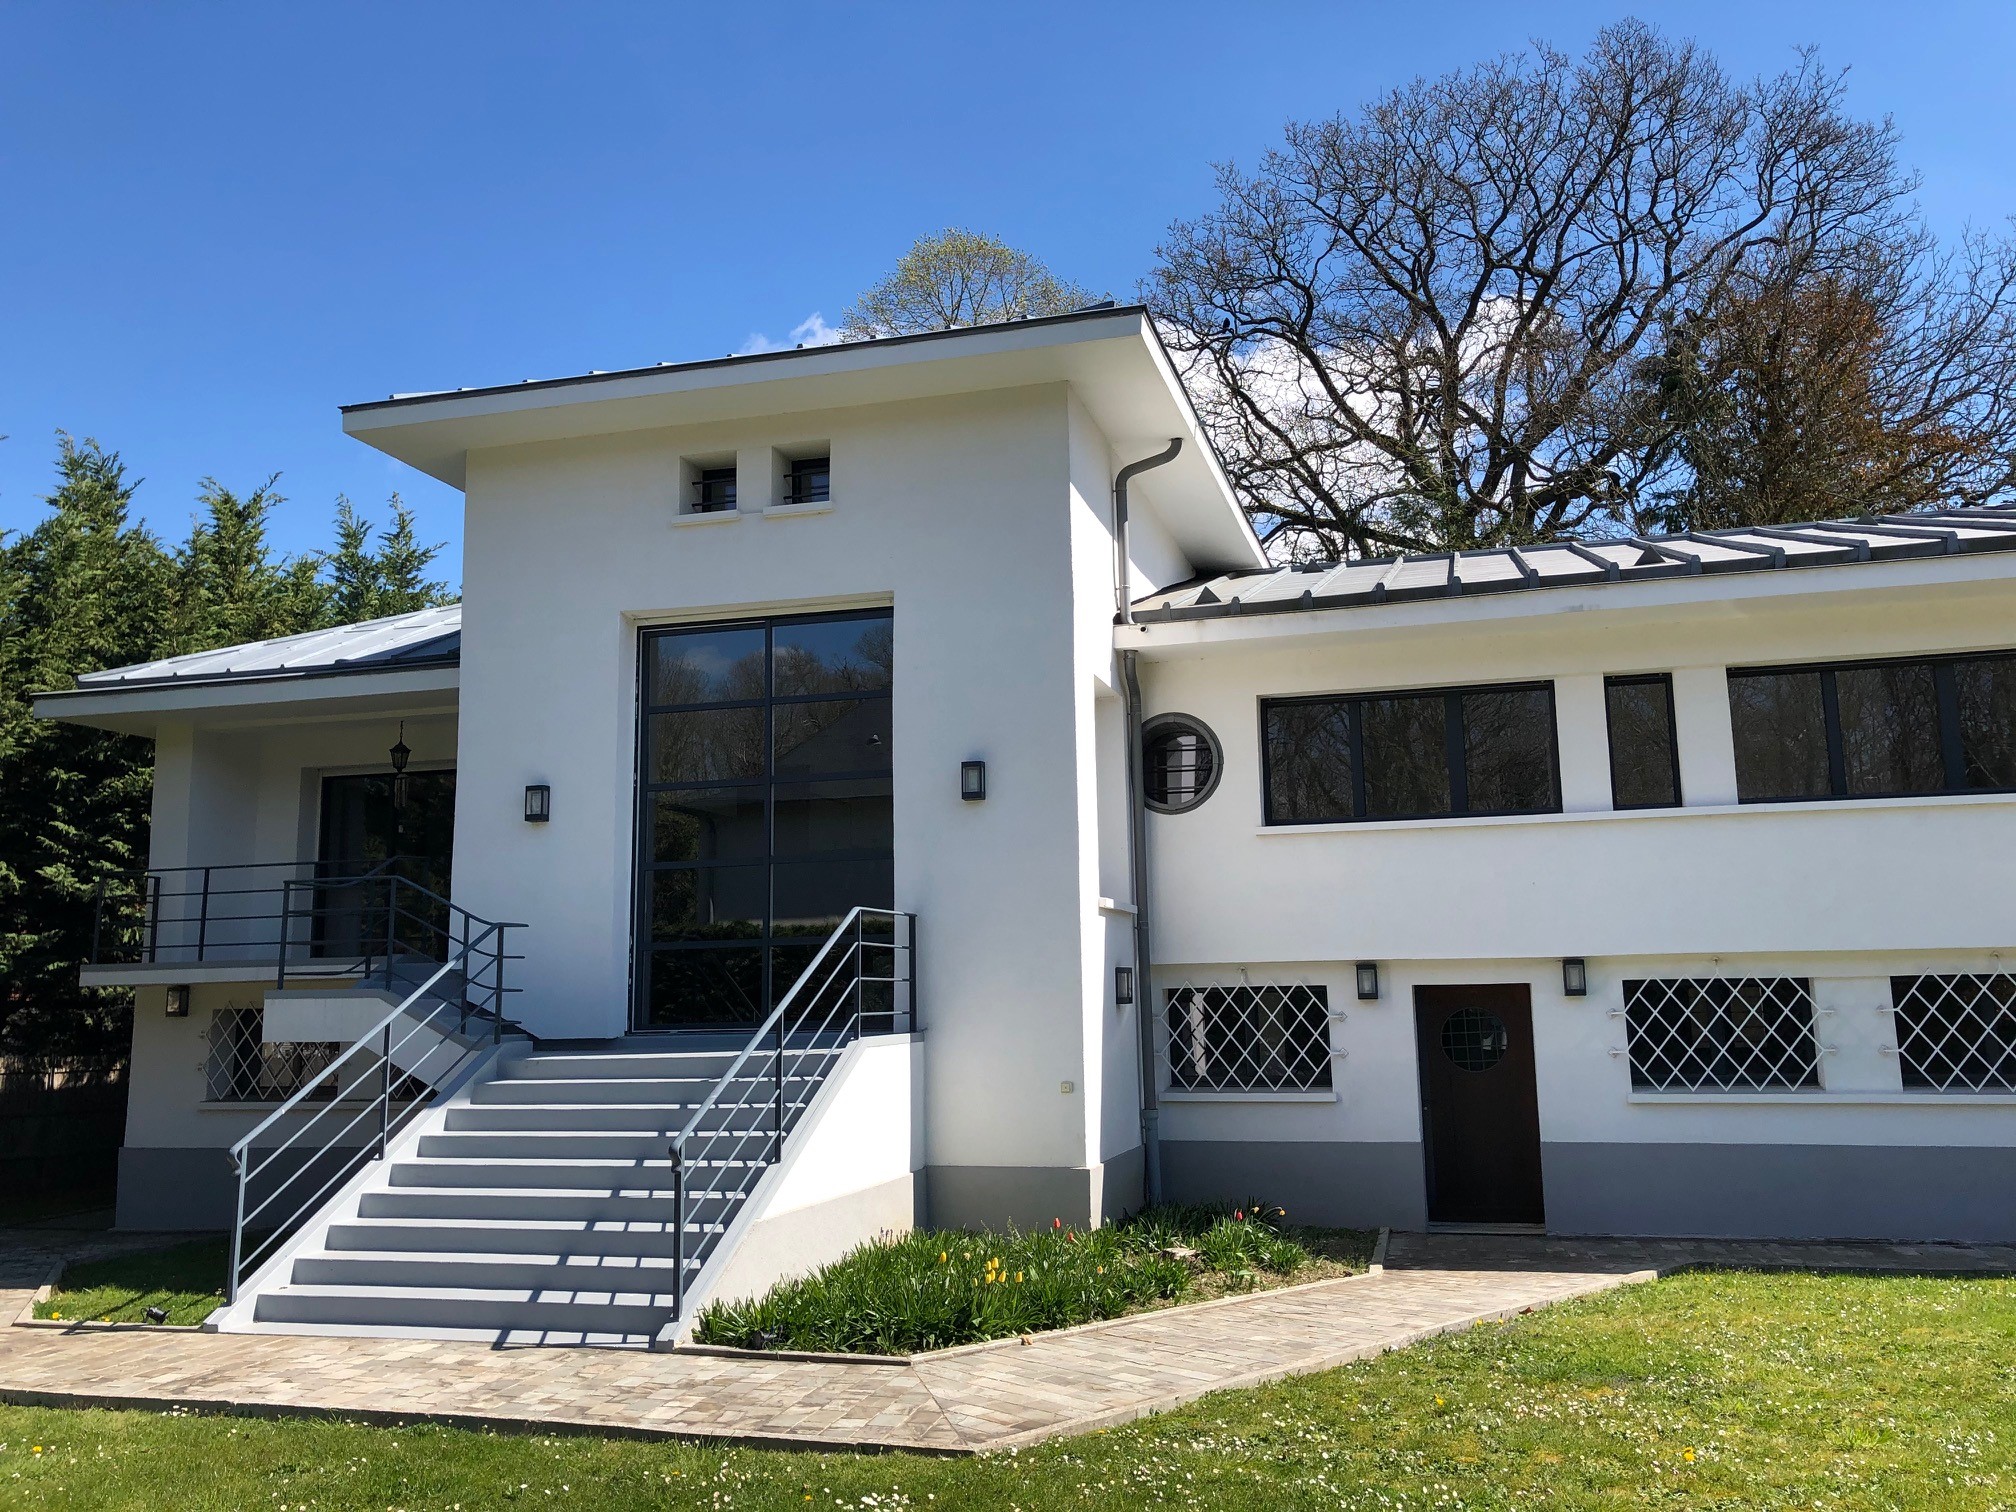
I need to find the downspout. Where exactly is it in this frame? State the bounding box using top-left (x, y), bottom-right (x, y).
top-left (1114, 438), bottom-right (1181, 1208)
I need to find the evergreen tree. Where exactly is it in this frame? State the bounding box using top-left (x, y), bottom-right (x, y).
top-left (174, 476), bottom-right (328, 647)
top-left (0, 438), bottom-right (176, 1060)
top-left (321, 494), bottom-right (451, 624)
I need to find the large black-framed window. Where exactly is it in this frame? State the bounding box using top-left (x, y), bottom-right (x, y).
top-left (634, 609), bottom-right (893, 1029)
top-left (1605, 674), bottom-right (1682, 809)
top-left (1728, 650), bottom-right (2016, 803)
top-left (1262, 682), bottom-right (1560, 825)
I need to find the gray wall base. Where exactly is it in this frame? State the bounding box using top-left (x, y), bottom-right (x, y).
top-left (1160, 1140), bottom-right (1429, 1230)
top-left (1542, 1142), bottom-right (2016, 1243)
top-left (116, 1146), bottom-right (235, 1230)
top-left (1099, 1144), bottom-right (1145, 1221)
top-left (925, 1163), bottom-right (1101, 1230)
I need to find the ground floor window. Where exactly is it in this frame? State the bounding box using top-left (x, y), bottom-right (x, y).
top-left (203, 1006), bottom-right (340, 1103)
top-left (1164, 982), bottom-right (1332, 1090)
top-left (1892, 974), bottom-right (2016, 1091)
top-left (1622, 977), bottom-right (1819, 1090)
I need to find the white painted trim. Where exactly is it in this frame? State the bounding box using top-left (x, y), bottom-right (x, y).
top-left (1161, 1090), bottom-right (1339, 1104)
top-left (762, 503), bottom-right (835, 521)
top-left (1255, 790), bottom-right (2016, 838)
top-left (1626, 1091), bottom-right (2016, 1107)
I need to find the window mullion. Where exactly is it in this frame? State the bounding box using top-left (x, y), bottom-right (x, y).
top-left (1445, 691), bottom-right (1468, 815)
top-left (1934, 661), bottom-right (1967, 790)
top-left (1348, 700), bottom-right (1368, 820)
top-left (1819, 669), bottom-right (1847, 796)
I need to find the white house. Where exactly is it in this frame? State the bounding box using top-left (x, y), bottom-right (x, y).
top-left (36, 305), bottom-right (2016, 1345)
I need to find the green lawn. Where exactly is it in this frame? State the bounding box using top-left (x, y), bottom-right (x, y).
top-left (2, 1269), bottom-right (2012, 1508)
top-left (32, 1237), bottom-right (228, 1327)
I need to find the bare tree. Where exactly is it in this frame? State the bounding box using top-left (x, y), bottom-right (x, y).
top-left (841, 229), bottom-right (1101, 339)
top-left (1149, 21), bottom-right (2016, 558)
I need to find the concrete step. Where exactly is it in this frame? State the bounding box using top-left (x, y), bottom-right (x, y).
top-left (358, 1186), bottom-right (736, 1223)
top-left (417, 1127), bottom-right (774, 1162)
top-left (290, 1249), bottom-right (698, 1293)
top-left (250, 1282), bottom-right (678, 1337)
top-left (386, 1156), bottom-right (768, 1191)
top-left (444, 1101), bottom-right (768, 1133)
top-left (500, 1051), bottom-right (743, 1081)
top-left (326, 1216), bottom-right (726, 1257)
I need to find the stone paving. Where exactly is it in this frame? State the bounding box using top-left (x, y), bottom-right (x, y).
top-left (2, 1226), bottom-right (2011, 1453)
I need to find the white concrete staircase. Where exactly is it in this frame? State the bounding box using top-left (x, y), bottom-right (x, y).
top-left (234, 1043), bottom-right (836, 1346)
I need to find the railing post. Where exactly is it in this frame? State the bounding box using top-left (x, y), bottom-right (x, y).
top-left (772, 1014), bottom-right (784, 1162)
top-left (227, 1147), bottom-right (247, 1304)
top-left (91, 876), bottom-right (104, 965)
top-left (196, 865), bottom-right (212, 961)
top-left (853, 912), bottom-right (865, 1036)
top-left (670, 1144), bottom-right (686, 1319)
top-left (378, 1021), bottom-right (392, 1159)
top-left (906, 913), bottom-right (918, 1034)
top-left (493, 927), bottom-right (506, 1044)
top-left (146, 873), bottom-right (161, 964)
top-left (383, 876), bottom-right (399, 992)
top-left (277, 880), bottom-right (294, 991)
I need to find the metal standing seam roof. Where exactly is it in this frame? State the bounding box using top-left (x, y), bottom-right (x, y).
top-left (69, 604), bottom-right (462, 691)
top-left (1131, 507), bottom-right (2016, 623)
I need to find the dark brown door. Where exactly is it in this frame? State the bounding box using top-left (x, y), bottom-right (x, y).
top-left (1414, 985), bottom-right (1545, 1224)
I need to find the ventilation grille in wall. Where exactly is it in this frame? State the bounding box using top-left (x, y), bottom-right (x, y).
top-left (1892, 974), bottom-right (2016, 1091)
top-left (1623, 976), bottom-right (1820, 1090)
top-left (1164, 982), bottom-right (1333, 1091)
top-left (203, 1006), bottom-right (342, 1105)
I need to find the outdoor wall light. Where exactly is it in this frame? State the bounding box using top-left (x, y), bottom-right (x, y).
top-left (1115, 965), bottom-right (1135, 1005)
top-left (1562, 957), bottom-right (1588, 997)
top-left (388, 721), bottom-right (411, 775)
top-left (960, 760), bottom-right (987, 801)
top-left (524, 784), bottom-right (552, 823)
top-left (1355, 962), bottom-right (1380, 1001)
top-left (165, 984), bottom-right (191, 1018)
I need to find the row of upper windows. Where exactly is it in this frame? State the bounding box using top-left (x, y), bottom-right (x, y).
top-left (1142, 648), bottom-right (2016, 822)
top-left (683, 452), bottom-right (830, 515)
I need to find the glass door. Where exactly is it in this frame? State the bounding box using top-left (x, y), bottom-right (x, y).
top-left (315, 769), bottom-right (457, 959)
top-left (634, 610), bottom-right (893, 1029)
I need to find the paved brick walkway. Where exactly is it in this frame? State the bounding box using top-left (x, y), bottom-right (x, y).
top-left (2, 1229), bottom-right (2011, 1453)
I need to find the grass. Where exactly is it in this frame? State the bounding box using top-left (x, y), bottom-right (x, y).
top-left (32, 1238), bottom-right (229, 1327)
top-left (0, 1269), bottom-right (2011, 1507)
top-left (694, 1202), bottom-right (1375, 1354)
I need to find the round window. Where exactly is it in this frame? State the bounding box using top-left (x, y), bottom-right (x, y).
top-left (1142, 715), bottom-right (1223, 814)
top-left (1441, 1008), bottom-right (1509, 1073)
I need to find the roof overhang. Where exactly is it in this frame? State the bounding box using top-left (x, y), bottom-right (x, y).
top-left (32, 665), bottom-right (459, 737)
top-left (1123, 549), bottom-right (2016, 660)
top-left (342, 306), bottom-right (1267, 576)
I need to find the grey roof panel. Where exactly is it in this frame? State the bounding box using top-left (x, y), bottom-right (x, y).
top-left (1133, 506), bottom-right (2016, 623)
top-left (73, 604), bottom-right (462, 691)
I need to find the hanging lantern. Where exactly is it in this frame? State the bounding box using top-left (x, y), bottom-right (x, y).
top-left (390, 722), bottom-right (411, 808)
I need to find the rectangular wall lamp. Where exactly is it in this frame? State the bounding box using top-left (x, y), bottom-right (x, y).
top-left (1562, 957), bottom-right (1588, 997)
top-left (960, 760), bottom-right (987, 801)
top-left (1115, 965), bottom-right (1135, 1005)
top-left (165, 984), bottom-right (191, 1018)
top-left (524, 784), bottom-right (552, 823)
top-left (1355, 962), bottom-right (1380, 1000)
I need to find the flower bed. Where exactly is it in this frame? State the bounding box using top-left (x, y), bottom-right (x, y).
top-left (693, 1202), bottom-right (1375, 1355)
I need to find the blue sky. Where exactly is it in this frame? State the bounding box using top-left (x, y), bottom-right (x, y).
top-left (4, 2), bottom-right (2012, 583)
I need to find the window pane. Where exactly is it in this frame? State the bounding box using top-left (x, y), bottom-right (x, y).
top-left (647, 625), bottom-right (765, 707)
top-left (772, 858), bottom-right (894, 936)
top-left (648, 865), bottom-right (767, 942)
top-left (1461, 688), bottom-right (1557, 813)
top-left (775, 697), bottom-right (891, 777)
top-left (1264, 701), bottom-right (1353, 823)
top-left (1362, 694), bottom-right (1451, 818)
top-left (645, 945), bottom-right (764, 1026)
top-left (773, 779), bottom-right (892, 857)
top-left (648, 707), bottom-right (766, 785)
top-left (1835, 663), bottom-right (1944, 795)
top-left (1606, 678), bottom-right (1679, 808)
top-left (772, 615), bottom-right (892, 697)
top-left (1145, 724), bottom-right (1215, 810)
top-left (1729, 671), bottom-right (1830, 801)
top-left (650, 788), bottom-right (767, 865)
top-left (1955, 655), bottom-right (2016, 789)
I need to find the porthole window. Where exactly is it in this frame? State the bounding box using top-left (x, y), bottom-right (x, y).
top-left (1143, 714), bottom-right (1223, 814)
top-left (1441, 1008), bottom-right (1508, 1073)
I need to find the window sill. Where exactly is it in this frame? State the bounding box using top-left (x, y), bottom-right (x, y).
top-left (1256, 789), bottom-right (2016, 837)
top-left (672, 509), bottom-right (741, 528)
top-left (763, 502), bottom-right (834, 520)
top-left (1626, 1090), bottom-right (2016, 1106)
top-left (1161, 1089), bottom-right (1338, 1104)
top-left (1096, 896), bottom-right (1137, 916)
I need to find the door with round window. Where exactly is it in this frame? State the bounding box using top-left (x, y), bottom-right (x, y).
top-left (1413, 986), bottom-right (1544, 1224)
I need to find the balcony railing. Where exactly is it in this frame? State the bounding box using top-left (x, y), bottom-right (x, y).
top-left (90, 856), bottom-right (441, 976)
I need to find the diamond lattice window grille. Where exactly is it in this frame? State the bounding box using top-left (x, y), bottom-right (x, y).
top-left (1163, 981), bottom-right (1333, 1091)
top-left (203, 1006), bottom-right (341, 1104)
top-left (1623, 976), bottom-right (1819, 1090)
top-left (1892, 974), bottom-right (2016, 1091)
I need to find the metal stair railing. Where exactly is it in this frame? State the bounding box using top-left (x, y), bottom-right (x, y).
top-left (668, 907), bottom-right (917, 1318)
top-left (224, 879), bottom-right (524, 1302)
